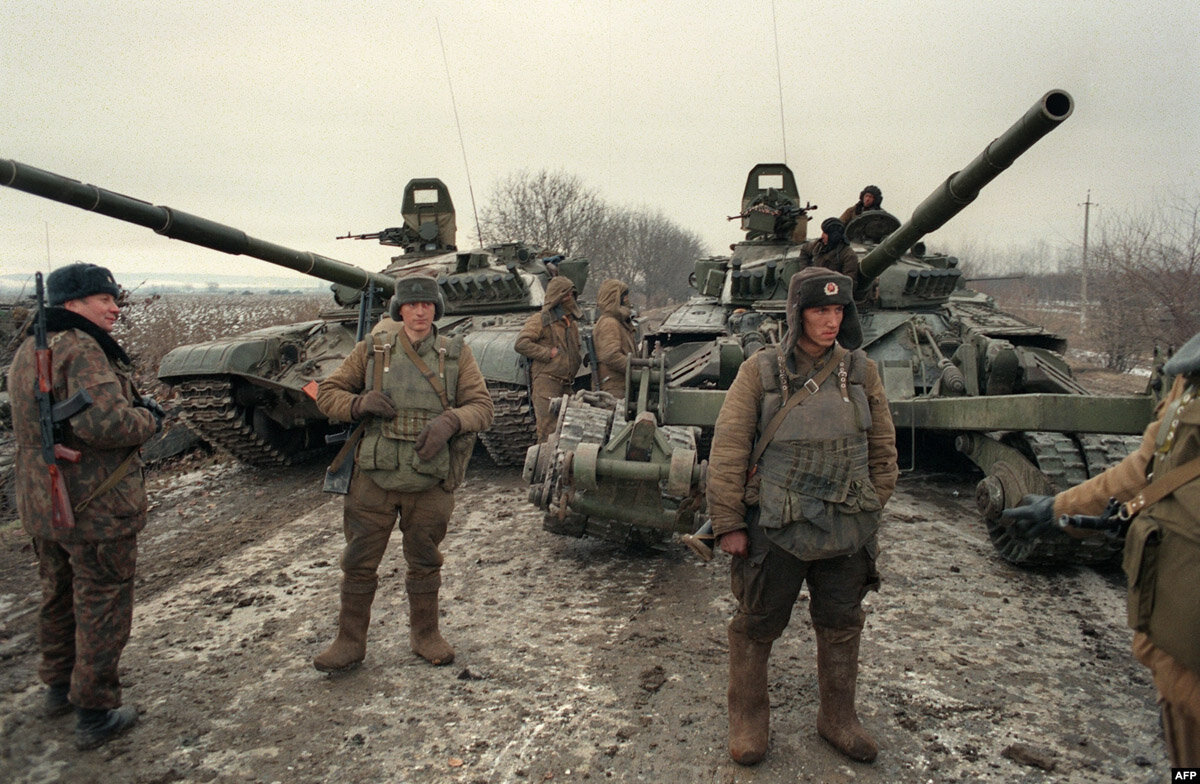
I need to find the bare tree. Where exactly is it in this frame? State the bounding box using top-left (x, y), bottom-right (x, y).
top-left (476, 169), bottom-right (606, 257)
top-left (1091, 192), bottom-right (1200, 364)
top-left (477, 169), bottom-right (708, 305)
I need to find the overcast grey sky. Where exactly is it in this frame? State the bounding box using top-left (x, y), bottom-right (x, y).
top-left (3, 1), bottom-right (1198, 287)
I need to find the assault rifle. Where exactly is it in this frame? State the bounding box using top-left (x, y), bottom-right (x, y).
top-left (33, 272), bottom-right (93, 529)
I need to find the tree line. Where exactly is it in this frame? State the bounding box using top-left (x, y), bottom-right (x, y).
top-left (475, 169), bottom-right (707, 307)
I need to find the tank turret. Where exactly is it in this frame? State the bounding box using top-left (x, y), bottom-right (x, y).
top-left (523, 90), bottom-right (1156, 566)
top-left (1, 160), bottom-right (591, 467)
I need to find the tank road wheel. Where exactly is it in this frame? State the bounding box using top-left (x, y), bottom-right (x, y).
top-left (479, 382), bottom-right (538, 466)
top-left (174, 377), bottom-right (324, 467)
top-left (983, 431), bottom-right (1126, 566)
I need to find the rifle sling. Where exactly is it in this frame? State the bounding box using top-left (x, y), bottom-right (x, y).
top-left (74, 446), bottom-right (140, 514)
top-left (1121, 454), bottom-right (1200, 518)
top-left (747, 345), bottom-right (848, 473)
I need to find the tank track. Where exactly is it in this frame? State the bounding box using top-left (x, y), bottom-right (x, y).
top-left (478, 382), bottom-right (538, 467)
top-left (174, 378), bottom-right (295, 467)
top-left (987, 431), bottom-right (1131, 565)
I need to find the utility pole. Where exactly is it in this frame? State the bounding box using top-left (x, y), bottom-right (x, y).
top-left (1079, 190), bottom-right (1096, 331)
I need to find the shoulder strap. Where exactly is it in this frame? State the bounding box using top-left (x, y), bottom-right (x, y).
top-left (1121, 455), bottom-right (1200, 518)
top-left (398, 330), bottom-right (451, 409)
top-left (747, 345), bottom-right (847, 471)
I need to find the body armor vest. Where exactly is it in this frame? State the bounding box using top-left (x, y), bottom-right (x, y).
top-left (752, 347), bottom-right (881, 560)
top-left (357, 332), bottom-right (462, 492)
top-left (1123, 379), bottom-right (1200, 672)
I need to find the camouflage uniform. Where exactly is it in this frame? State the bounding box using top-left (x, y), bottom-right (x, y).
top-left (8, 308), bottom-right (158, 711)
top-left (315, 312), bottom-right (493, 670)
top-left (514, 276), bottom-right (582, 442)
top-left (592, 279), bottom-right (636, 396)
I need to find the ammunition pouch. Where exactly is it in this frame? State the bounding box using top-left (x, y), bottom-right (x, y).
top-left (1123, 509), bottom-right (1200, 674)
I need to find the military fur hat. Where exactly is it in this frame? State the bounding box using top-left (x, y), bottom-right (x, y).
top-left (47, 262), bottom-right (121, 307)
top-left (388, 274), bottom-right (444, 321)
top-left (783, 267), bottom-right (863, 352)
top-left (1164, 330), bottom-right (1200, 377)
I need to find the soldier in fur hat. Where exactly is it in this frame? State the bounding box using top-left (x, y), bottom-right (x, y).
top-left (313, 274), bottom-right (493, 674)
top-left (706, 267), bottom-right (897, 765)
top-left (8, 262), bottom-right (163, 750)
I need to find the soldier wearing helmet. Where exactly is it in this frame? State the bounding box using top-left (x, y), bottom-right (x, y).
top-left (839, 185), bottom-right (883, 226)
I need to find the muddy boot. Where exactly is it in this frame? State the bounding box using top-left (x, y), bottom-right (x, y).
top-left (408, 591), bottom-right (454, 666)
top-left (815, 625), bottom-right (878, 762)
top-left (75, 705), bottom-right (138, 750)
top-left (313, 589), bottom-right (374, 673)
top-left (727, 627), bottom-right (772, 765)
top-left (43, 683), bottom-right (72, 719)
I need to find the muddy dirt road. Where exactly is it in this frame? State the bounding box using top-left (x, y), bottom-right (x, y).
top-left (0, 452), bottom-right (1167, 783)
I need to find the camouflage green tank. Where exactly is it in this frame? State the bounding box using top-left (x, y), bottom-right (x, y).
top-left (0, 163), bottom-right (590, 468)
top-left (523, 90), bottom-right (1157, 565)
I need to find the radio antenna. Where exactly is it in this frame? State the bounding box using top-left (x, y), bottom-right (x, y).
top-left (771, 0), bottom-right (788, 164)
top-left (435, 17), bottom-right (483, 248)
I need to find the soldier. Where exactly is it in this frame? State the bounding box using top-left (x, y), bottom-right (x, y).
top-left (1002, 330), bottom-right (1200, 766)
top-left (838, 185), bottom-right (883, 226)
top-left (592, 278), bottom-right (637, 397)
top-left (313, 275), bottom-right (493, 673)
top-left (8, 262), bottom-right (162, 750)
top-left (514, 276), bottom-right (582, 442)
top-left (799, 217), bottom-right (860, 282)
top-left (706, 268), bottom-right (898, 765)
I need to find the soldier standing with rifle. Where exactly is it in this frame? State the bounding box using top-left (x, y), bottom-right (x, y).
top-left (313, 275), bottom-right (493, 673)
top-left (8, 263), bottom-right (163, 750)
top-left (1003, 330), bottom-right (1200, 767)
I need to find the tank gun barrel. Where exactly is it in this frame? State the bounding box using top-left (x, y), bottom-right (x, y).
top-left (0, 159), bottom-right (397, 295)
top-left (858, 90), bottom-right (1073, 284)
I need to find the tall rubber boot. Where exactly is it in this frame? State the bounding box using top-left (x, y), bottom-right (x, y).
top-left (815, 625), bottom-right (878, 762)
top-left (727, 627), bottom-right (772, 765)
top-left (313, 589), bottom-right (374, 673)
top-left (408, 591), bottom-right (454, 666)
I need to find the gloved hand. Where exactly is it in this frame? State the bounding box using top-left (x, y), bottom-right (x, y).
top-left (134, 394), bottom-right (166, 432)
top-left (415, 410), bottom-right (461, 461)
top-left (1000, 494), bottom-right (1058, 539)
top-left (351, 390), bottom-right (397, 420)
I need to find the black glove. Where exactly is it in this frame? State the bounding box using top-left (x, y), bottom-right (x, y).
top-left (135, 394), bottom-right (166, 432)
top-left (352, 390), bottom-right (397, 420)
top-left (1000, 494), bottom-right (1057, 539)
top-left (415, 410), bottom-right (460, 461)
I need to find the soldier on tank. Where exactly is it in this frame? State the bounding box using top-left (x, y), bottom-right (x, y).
top-left (706, 268), bottom-right (898, 765)
top-left (313, 275), bottom-right (494, 673)
top-left (592, 279), bottom-right (637, 397)
top-left (8, 262), bottom-right (163, 750)
top-left (1003, 330), bottom-right (1200, 766)
top-left (838, 185), bottom-right (883, 226)
top-left (514, 276), bottom-right (582, 442)
top-left (799, 217), bottom-right (860, 282)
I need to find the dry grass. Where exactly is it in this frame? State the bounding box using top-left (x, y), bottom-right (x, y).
top-left (113, 293), bottom-right (327, 395)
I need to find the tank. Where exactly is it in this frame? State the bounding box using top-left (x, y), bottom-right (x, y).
top-left (0, 160), bottom-right (590, 467)
top-left (523, 90), bottom-right (1157, 565)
